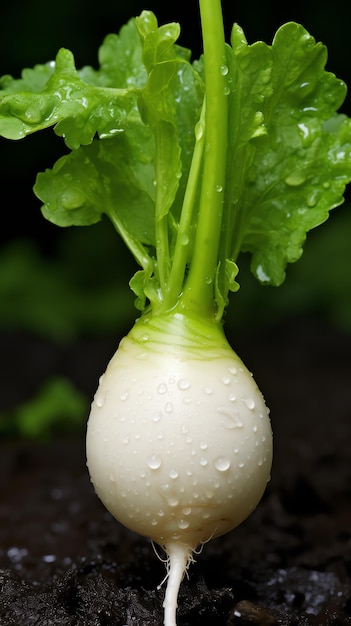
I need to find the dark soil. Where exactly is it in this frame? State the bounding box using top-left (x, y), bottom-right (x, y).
top-left (1, 317), bottom-right (351, 625)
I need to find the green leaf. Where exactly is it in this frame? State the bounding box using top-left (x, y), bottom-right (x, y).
top-left (35, 120), bottom-right (156, 245)
top-left (224, 22), bottom-right (351, 287)
top-left (135, 11), bottom-right (203, 293)
top-left (80, 18), bottom-right (147, 89)
top-left (0, 21), bottom-right (144, 149)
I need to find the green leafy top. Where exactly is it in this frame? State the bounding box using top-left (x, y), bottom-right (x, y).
top-left (1, 3), bottom-right (351, 322)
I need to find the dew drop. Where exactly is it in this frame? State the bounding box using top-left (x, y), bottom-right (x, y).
top-left (220, 64), bottom-right (229, 76)
top-left (158, 509), bottom-right (165, 517)
top-left (178, 519), bottom-right (190, 529)
top-left (242, 397), bottom-right (255, 410)
top-left (195, 121), bottom-right (204, 141)
top-left (306, 190), bottom-right (319, 207)
top-left (203, 386), bottom-right (213, 395)
top-left (214, 457), bottom-right (231, 472)
top-left (120, 391), bottom-right (128, 401)
top-left (122, 435), bottom-right (130, 445)
top-left (179, 232), bottom-right (189, 246)
top-left (216, 184), bottom-right (223, 192)
top-left (165, 402), bottom-right (173, 413)
top-left (285, 172), bottom-right (306, 186)
top-left (200, 457), bottom-right (208, 467)
top-left (136, 351), bottom-right (147, 360)
top-left (152, 412), bottom-right (162, 423)
top-left (169, 469), bottom-right (179, 479)
top-left (221, 376), bottom-right (230, 385)
top-left (95, 393), bottom-right (105, 408)
top-left (228, 366), bottom-right (237, 375)
top-left (157, 383), bottom-right (168, 394)
top-left (151, 518), bottom-right (158, 526)
top-left (182, 507), bottom-right (192, 516)
top-left (177, 377), bottom-right (190, 390)
top-left (147, 454), bottom-right (162, 470)
top-left (199, 441), bottom-right (208, 450)
top-left (168, 495), bottom-right (180, 507)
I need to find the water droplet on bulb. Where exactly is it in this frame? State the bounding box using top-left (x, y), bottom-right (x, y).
top-left (147, 454), bottom-right (162, 470)
top-left (169, 469), bottom-right (179, 479)
top-left (95, 393), bottom-right (105, 408)
top-left (182, 507), bottom-right (192, 516)
top-left (242, 397), bottom-right (255, 410)
top-left (214, 457), bottom-right (231, 472)
top-left (177, 378), bottom-right (190, 391)
top-left (157, 383), bottom-right (168, 395)
top-left (178, 519), bottom-right (190, 529)
top-left (152, 412), bottom-right (162, 423)
top-left (168, 495), bottom-right (180, 507)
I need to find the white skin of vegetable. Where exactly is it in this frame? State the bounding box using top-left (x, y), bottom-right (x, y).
top-left (86, 311), bottom-right (273, 625)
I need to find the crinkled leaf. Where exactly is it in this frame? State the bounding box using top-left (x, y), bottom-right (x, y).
top-left (137, 13), bottom-right (188, 226)
top-left (80, 18), bottom-right (147, 89)
top-left (0, 22), bottom-right (144, 149)
top-left (223, 22), bottom-right (351, 287)
top-left (35, 120), bottom-right (156, 248)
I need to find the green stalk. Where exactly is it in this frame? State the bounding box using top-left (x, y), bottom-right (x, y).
top-left (181, 0), bottom-right (228, 317)
top-left (164, 100), bottom-right (206, 309)
top-left (155, 126), bottom-right (171, 294)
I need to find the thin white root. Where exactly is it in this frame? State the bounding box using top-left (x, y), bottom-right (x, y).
top-left (162, 543), bottom-right (193, 626)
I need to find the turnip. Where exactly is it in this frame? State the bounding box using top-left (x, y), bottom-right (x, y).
top-left (1, 0), bottom-right (351, 623)
top-left (86, 312), bottom-right (272, 624)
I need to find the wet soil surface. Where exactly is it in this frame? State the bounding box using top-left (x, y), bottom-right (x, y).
top-left (1, 318), bottom-right (351, 625)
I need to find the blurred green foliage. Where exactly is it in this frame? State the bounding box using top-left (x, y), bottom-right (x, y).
top-left (0, 376), bottom-right (88, 439)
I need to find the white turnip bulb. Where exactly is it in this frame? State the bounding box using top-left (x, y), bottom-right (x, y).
top-left (86, 312), bottom-right (272, 625)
